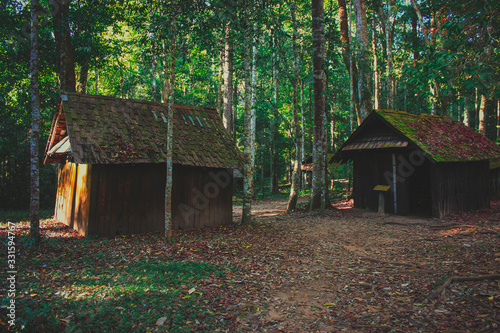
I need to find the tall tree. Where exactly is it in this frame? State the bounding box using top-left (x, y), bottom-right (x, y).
top-left (270, 30), bottom-right (280, 194)
top-left (353, 0), bottom-right (372, 120)
top-left (223, 25), bottom-right (234, 132)
top-left (241, 4), bottom-right (256, 225)
top-left (286, 1), bottom-right (302, 212)
top-left (410, 0), bottom-right (441, 115)
top-left (30, 0), bottom-right (41, 242)
top-left (150, 0), bottom-right (157, 101)
top-left (162, 0), bottom-right (179, 242)
top-left (377, 0), bottom-right (396, 109)
top-left (50, 0), bottom-right (76, 92)
top-left (372, 15), bottom-right (379, 109)
top-left (310, 0), bottom-right (327, 211)
top-left (338, 0), bottom-right (360, 125)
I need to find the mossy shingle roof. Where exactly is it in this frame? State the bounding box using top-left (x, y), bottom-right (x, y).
top-left (377, 110), bottom-right (500, 166)
top-left (335, 110), bottom-right (500, 168)
top-left (44, 93), bottom-right (244, 169)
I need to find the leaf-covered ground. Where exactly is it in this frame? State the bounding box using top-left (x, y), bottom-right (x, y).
top-left (1, 198), bottom-right (499, 332)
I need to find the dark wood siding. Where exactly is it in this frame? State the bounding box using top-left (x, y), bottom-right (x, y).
top-left (353, 152), bottom-right (395, 213)
top-left (54, 162), bottom-right (234, 236)
top-left (491, 168), bottom-right (500, 198)
top-left (352, 151), bottom-right (490, 218)
top-left (430, 161), bottom-right (490, 218)
top-left (90, 163), bottom-right (166, 236)
top-left (171, 165), bottom-right (233, 230)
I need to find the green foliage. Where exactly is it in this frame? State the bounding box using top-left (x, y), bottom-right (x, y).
top-left (3, 0), bottom-right (500, 208)
top-left (12, 253), bottom-right (228, 332)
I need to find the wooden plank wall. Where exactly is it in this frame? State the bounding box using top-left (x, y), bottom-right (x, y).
top-left (430, 161), bottom-right (490, 218)
top-left (171, 165), bottom-right (233, 230)
top-left (490, 168), bottom-right (500, 198)
top-left (54, 162), bottom-right (77, 227)
top-left (89, 163), bottom-right (165, 236)
top-left (55, 162), bottom-right (234, 236)
top-left (54, 162), bottom-right (92, 236)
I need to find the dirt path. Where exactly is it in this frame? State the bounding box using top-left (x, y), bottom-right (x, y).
top-left (4, 198), bottom-right (498, 332)
top-left (227, 198), bottom-right (500, 332)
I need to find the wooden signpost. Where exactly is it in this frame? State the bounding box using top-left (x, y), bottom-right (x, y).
top-left (373, 185), bottom-right (391, 214)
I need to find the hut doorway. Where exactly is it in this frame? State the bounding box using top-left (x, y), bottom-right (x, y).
top-left (408, 158), bottom-right (432, 216)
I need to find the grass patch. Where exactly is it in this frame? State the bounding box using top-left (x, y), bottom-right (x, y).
top-left (1, 233), bottom-right (235, 332)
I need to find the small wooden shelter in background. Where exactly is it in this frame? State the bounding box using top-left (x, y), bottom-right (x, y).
top-left (333, 110), bottom-right (500, 218)
top-left (301, 155), bottom-right (313, 188)
top-left (44, 93), bottom-right (244, 236)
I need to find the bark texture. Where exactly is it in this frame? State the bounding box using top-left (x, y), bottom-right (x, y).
top-left (287, 2), bottom-right (302, 212)
top-left (164, 4), bottom-right (178, 242)
top-left (338, 0), bottom-right (360, 125)
top-left (242, 11), bottom-right (255, 225)
top-left (310, 0), bottom-right (327, 211)
top-left (223, 25), bottom-right (233, 133)
top-left (51, 0), bottom-right (76, 92)
top-left (353, 0), bottom-right (372, 121)
top-left (270, 32), bottom-right (280, 194)
top-left (30, 0), bottom-right (41, 241)
top-left (378, 1), bottom-right (395, 109)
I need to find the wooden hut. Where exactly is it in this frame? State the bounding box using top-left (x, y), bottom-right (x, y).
top-left (333, 110), bottom-right (500, 218)
top-left (301, 155), bottom-right (313, 188)
top-left (44, 93), bottom-right (244, 236)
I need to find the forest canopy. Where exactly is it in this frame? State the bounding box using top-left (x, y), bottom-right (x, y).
top-left (1, 0), bottom-right (499, 210)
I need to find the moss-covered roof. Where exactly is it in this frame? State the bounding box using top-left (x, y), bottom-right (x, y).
top-left (376, 110), bottom-right (500, 167)
top-left (44, 93), bottom-right (244, 169)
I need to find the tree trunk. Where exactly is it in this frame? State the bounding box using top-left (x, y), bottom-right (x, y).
top-left (411, 0), bottom-right (441, 114)
top-left (152, 49), bottom-right (157, 101)
top-left (372, 15), bottom-right (379, 109)
top-left (164, 5), bottom-right (178, 243)
top-left (241, 11), bottom-right (255, 225)
top-left (161, 41), bottom-right (169, 103)
top-left (338, 0), bottom-right (360, 125)
top-left (223, 25), bottom-right (233, 133)
top-left (233, 80), bottom-right (238, 140)
top-left (287, 1), bottom-right (302, 212)
top-left (308, 84), bottom-right (314, 152)
top-left (51, 0), bottom-right (76, 92)
top-left (95, 67), bottom-right (98, 94)
top-left (270, 32), bottom-right (280, 194)
top-left (384, 1), bottom-right (395, 109)
top-left (78, 60), bottom-right (89, 94)
top-left (164, 41), bottom-right (175, 242)
top-left (217, 45), bottom-right (224, 114)
top-left (250, 23), bottom-right (257, 199)
top-left (497, 100), bottom-right (500, 140)
top-left (481, 95), bottom-right (497, 142)
top-left (150, 0), bottom-right (157, 102)
top-left (353, 0), bottom-right (372, 121)
top-left (479, 94), bottom-right (487, 136)
top-left (463, 94), bottom-right (474, 128)
top-left (310, 0), bottom-right (327, 211)
top-left (30, 0), bottom-right (41, 242)
top-left (300, 80), bottom-right (305, 189)
top-left (377, 1), bottom-right (395, 109)
top-left (411, 13), bottom-right (419, 65)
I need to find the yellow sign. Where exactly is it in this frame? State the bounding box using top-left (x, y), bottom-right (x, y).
top-left (373, 185), bottom-right (390, 191)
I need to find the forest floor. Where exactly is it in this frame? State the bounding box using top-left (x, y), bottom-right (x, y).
top-left (1, 197), bottom-right (500, 332)
top-left (228, 197), bottom-right (500, 332)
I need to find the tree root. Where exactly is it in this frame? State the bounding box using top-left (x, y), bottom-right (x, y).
top-left (426, 274), bottom-right (500, 302)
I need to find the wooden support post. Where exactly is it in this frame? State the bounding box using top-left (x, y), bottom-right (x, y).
top-left (378, 192), bottom-right (385, 214)
top-left (373, 185), bottom-right (390, 215)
